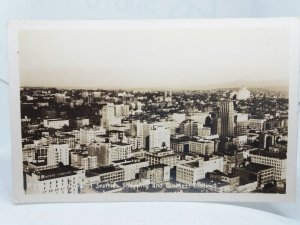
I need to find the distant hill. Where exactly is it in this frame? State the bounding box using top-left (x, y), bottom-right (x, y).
top-left (22, 79), bottom-right (289, 92)
top-left (187, 79), bottom-right (288, 91)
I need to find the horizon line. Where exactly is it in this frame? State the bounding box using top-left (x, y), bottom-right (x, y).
top-left (20, 79), bottom-right (289, 91)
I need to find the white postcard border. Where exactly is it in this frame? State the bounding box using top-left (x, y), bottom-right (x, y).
top-left (8, 18), bottom-right (299, 203)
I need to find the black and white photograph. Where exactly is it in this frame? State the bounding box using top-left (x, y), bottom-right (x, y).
top-left (8, 19), bottom-right (299, 203)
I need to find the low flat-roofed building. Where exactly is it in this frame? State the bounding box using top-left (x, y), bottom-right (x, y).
top-left (232, 162), bottom-right (274, 187)
top-left (188, 140), bottom-right (214, 155)
top-left (176, 155), bottom-right (224, 186)
top-left (27, 161), bottom-right (58, 172)
top-left (140, 164), bottom-right (170, 184)
top-left (170, 136), bottom-right (190, 153)
top-left (51, 134), bottom-right (76, 148)
top-left (145, 149), bottom-right (180, 167)
top-left (43, 118), bottom-right (69, 129)
top-left (26, 165), bottom-right (85, 194)
top-left (74, 118), bottom-right (89, 127)
top-left (131, 149), bottom-right (147, 159)
top-left (248, 119), bottom-right (266, 131)
top-left (85, 166), bottom-right (125, 186)
top-left (171, 141), bottom-right (186, 153)
top-left (208, 170), bottom-right (240, 191)
top-left (112, 157), bottom-right (149, 181)
top-left (249, 149), bottom-right (286, 181)
top-left (176, 161), bottom-right (203, 186)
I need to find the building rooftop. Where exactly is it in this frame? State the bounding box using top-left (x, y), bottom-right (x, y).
top-left (184, 161), bottom-right (199, 168)
top-left (146, 150), bottom-right (178, 158)
top-left (189, 139), bottom-right (214, 144)
top-left (45, 118), bottom-right (67, 121)
top-left (52, 133), bottom-right (75, 138)
top-left (85, 166), bottom-right (123, 177)
top-left (111, 142), bottom-right (131, 146)
top-left (140, 164), bottom-right (168, 170)
top-left (112, 157), bottom-right (146, 165)
top-left (35, 165), bottom-right (79, 181)
top-left (96, 134), bottom-right (110, 138)
top-left (22, 140), bottom-right (35, 147)
top-left (109, 130), bottom-right (125, 133)
top-left (22, 147), bottom-right (36, 152)
top-left (30, 161), bottom-right (48, 167)
top-left (250, 149), bottom-right (287, 159)
top-left (244, 163), bottom-right (274, 173)
top-left (171, 136), bottom-right (191, 143)
top-left (209, 170), bottom-right (239, 178)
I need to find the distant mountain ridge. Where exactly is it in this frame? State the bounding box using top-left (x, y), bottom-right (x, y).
top-left (187, 79), bottom-right (288, 91)
top-left (21, 79), bottom-right (289, 91)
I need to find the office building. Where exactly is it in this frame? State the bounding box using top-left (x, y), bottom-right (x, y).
top-left (198, 127), bottom-right (211, 137)
top-left (47, 143), bottom-right (70, 166)
top-left (249, 149), bottom-right (286, 180)
top-left (112, 157), bottom-right (149, 181)
top-left (188, 140), bottom-right (214, 155)
top-left (236, 121), bottom-right (248, 136)
top-left (176, 156), bottom-right (224, 185)
top-left (149, 125), bottom-right (170, 151)
top-left (85, 166), bottom-right (125, 186)
top-left (140, 164), bottom-right (170, 184)
top-left (219, 100), bottom-right (235, 136)
top-left (88, 141), bottom-right (132, 166)
top-left (79, 126), bottom-right (106, 145)
top-left (101, 103), bottom-right (115, 129)
top-left (232, 162), bottom-right (274, 187)
top-left (26, 165), bottom-right (85, 194)
top-left (145, 149), bottom-right (180, 167)
top-left (248, 119), bottom-right (266, 131)
top-left (43, 118), bottom-right (69, 129)
top-left (179, 119), bottom-right (203, 136)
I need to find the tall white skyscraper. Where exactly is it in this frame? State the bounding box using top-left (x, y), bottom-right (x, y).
top-left (130, 120), bottom-right (152, 148)
top-left (101, 103), bottom-right (115, 129)
top-left (149, 125), bottom-right (170, 151)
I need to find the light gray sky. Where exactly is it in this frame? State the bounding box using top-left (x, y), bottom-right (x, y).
top-left (19, 27), bottom-right (289, 89)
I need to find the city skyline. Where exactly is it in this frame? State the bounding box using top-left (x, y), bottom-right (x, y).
top-left (20, 86), bottom-right (289, 195)
top-left (19, 28), bottom-right (289, 89)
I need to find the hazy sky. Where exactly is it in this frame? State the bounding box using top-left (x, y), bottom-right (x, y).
top-left (19, 27), bottom-right (289, 89)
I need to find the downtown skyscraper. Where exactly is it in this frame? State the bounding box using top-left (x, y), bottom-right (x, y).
top-left (219, 100), bottom-right (235, 137)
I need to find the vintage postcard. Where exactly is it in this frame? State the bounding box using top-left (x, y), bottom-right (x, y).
top-left (8, 19), bottom-right (299, 203)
